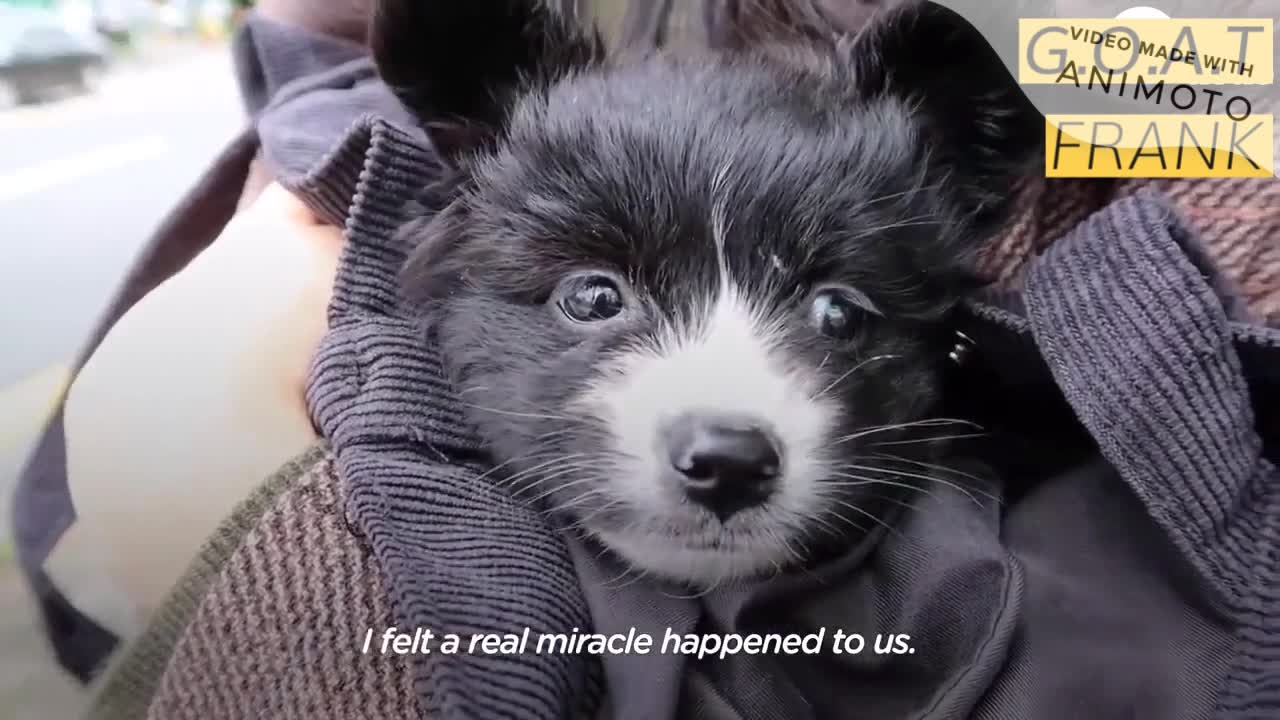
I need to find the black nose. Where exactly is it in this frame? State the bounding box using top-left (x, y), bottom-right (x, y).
top-left (664, 412), bottom-right (781, 521)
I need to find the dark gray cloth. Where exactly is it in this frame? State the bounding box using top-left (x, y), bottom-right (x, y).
top-left (268, 33), bottom-right (1280, 720)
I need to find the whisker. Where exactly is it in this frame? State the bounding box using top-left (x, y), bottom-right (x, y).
top-left (823, 471), bottom-right (939, 501)
top-left (766, 526), bottom-right (828, 586)
top-left (859, 181), bottom-right (945, 210)
top-left (459, 389), bottom-right (607, 427)
top-left (495, 453), bottom-right (599, 485)
top-left (761, 527), bottom-right (792, 569)
top-left (764, 526), bottom-right (803, 567)
top-left (814, 354), bottom-right (903, 400)
top-left (869, 453), bottom-right (990, 486)
top-left (517, 466), bottom-right (596, 499)
top-left (832, 463), bottom-right (996, 506)
top-left (528, 427), bottom-right (578, 441)
top-left (831, 500), bottom-right (899, 537)
top-left (868, 432), bottom-right (986, 447)
top-left (795, 511), bottom-right (843, 542)
top-left (461, 403), bottom-right (586, 424)
top-left (495, 453), bottom-right (611, 493)
top-left (863, 491), bottom-right (930, 515)
top-left (602, 562), bottom-right (646, 590)
top-left (544, 487), bottom-right (615, 516)
top-left (830, 418), bottom-right (983, 446)
top-left (592, 538), bottom-right (615, 562)
top-left (471, 447), bottom-right (588, 485)
top-left (603, 539), bottom-right (654, 591)
top-left (567, 498), bottom-right (627, 530)
top-left (522, 472), bottom-right (606, 506)
top-left (823, 510), bottom-right (868, 536)
top-left (506, 461), bottom-right (613, 498)
top-left (848, 217), bottom-right (944, 242)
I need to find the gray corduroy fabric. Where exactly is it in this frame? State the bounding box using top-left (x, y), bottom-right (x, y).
top-left (303, 118), bottom-right (606, 719)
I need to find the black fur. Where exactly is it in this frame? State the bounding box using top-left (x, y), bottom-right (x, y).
top-left (371, 0), bottom-right (607, 160)
top-left (373, 0), bottom-right (1041, 582)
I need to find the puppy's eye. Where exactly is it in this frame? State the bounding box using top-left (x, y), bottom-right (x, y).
top-left (809, 288), bottom-right (877, 339)
top-left (559, 275), bottom-right (624, 322)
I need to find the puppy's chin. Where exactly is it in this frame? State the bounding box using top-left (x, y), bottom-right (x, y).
top-left (573, 497), bottom-right (819, 586)
top-left (586, 520), bottom-right (803, 589)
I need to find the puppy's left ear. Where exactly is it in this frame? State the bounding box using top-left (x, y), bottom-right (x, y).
top-left (849, 1), bottom-right (1043, 230)
top-left (370, 0), bottom-right (605, 164)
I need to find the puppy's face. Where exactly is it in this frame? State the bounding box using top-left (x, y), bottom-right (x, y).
top-left (374, 0), bottom-right (1040, 585)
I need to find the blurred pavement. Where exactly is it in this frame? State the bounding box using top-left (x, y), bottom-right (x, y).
top-left (0, 41), bottom-right (243, 389)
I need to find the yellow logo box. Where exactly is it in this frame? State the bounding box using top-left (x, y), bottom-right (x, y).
top-left (1020, 18), bottom-right (1274, 85)
top-left (1045, 114), bottom-right (1274, 178)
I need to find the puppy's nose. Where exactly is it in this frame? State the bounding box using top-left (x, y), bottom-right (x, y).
top-left (664, 412), bottom-right (781, 521)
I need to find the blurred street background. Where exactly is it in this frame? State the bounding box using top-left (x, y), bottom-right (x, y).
top-left (1, 0), bottom-right (244, 387)
top-left (1, 1), bottom-right (244, 716)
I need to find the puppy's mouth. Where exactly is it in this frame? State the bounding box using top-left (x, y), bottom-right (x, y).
top-left (590, 528), bottom-right (802, 586)
top-left (577, 501), bottom-right (813, 586)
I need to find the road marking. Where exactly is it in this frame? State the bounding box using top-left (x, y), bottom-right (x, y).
top-left (0, 135), bottom-right (170, 204)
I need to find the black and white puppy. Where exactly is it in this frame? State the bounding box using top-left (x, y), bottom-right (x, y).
top-left (372, 0), bottom-right (1041, 586)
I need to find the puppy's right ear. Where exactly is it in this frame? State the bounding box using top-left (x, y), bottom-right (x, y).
top-left (371, 0), bottom-right (605, 164)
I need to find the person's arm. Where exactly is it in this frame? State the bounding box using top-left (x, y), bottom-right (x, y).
top-left (60, 184), bottom-right (342, 622)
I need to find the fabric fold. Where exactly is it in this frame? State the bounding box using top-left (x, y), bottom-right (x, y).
top-left (303, 118), bottom-right (603, 720)
top-left (1022, 191), bottom-right (1280, 718)
top-left (1024, 191), bottom-right (1275, 600)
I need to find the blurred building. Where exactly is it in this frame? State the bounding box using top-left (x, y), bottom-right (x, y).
top-left (0, 0), bottom-right (235, 40)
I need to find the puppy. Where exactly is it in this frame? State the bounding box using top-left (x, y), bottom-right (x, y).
top-left (371, 0), bottom-right (1041, 586)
